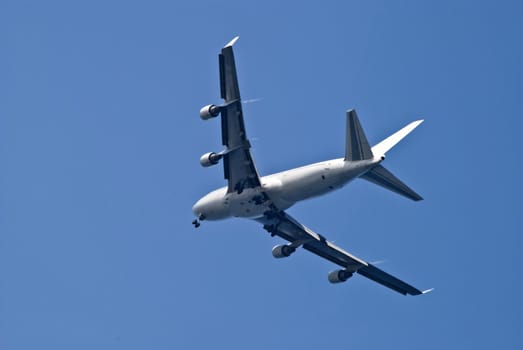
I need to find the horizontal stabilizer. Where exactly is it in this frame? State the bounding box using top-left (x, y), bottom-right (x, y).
top-left (360, 165), bottom-right (423, 201)
top-left (372, 120), bottom-right (423, 157)
top-left (345, 109), bottom-right (373, 161)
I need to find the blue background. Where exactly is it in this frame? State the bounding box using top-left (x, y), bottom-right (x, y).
top-left (2, 1), bottom-right (522, 349)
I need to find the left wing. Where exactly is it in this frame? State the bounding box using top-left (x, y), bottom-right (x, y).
top-left (219, 37), bottom-right (261, 194)
top-left (256, 211), bottom-right (427, 296)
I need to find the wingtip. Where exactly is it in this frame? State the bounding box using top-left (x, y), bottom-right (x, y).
top-left (224, 36), bottom-right (240, 48)
top-left (422, 288), bottom-right (434, 294)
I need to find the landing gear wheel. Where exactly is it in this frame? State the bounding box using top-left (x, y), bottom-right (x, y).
top-left (192, 219), bottom-right (200, 228)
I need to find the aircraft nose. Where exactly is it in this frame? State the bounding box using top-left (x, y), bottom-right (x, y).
top-left (191, 188), bottom-right (228, 221)
top-left (192, 199), bottom-right (204, 217)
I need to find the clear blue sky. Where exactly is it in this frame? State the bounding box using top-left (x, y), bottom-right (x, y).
top-left (2, 1), bottom-right (522, 349)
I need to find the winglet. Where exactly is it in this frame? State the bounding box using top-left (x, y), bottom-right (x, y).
top-left (422, 288), bottom-right (434, 294)
top-left (224, 36), bottom-right (240, 48)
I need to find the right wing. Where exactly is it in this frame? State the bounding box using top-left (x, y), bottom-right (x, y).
top-left (218, 37), bottom-right (262, 194)
top-left (256, 211), bottom-right (427, 296)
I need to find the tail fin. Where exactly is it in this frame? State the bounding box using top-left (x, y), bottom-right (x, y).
top-left (345, 109), bottom-right (373, 161)
top-left (371, 120), bottom-right (424, 158)
top-left (344, 110), bottom-right (424, 201)
top-left (360, 165), bottom-right (423, 201)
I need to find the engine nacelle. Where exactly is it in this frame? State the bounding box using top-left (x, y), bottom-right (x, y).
top-left (200, 152), bottom-right (222, 167)
top-left (272, 244), bottom-right (296, 259)
top-left (328, 269), bottom-right (353, 284)
top-left (199, 104), bottom-right (220, 120)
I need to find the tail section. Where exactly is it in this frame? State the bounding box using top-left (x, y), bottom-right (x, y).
top-left (360, 165), bottom-right (423, 201)
top-left (345, 109), bottom-right (373, 161)
top-left (371, 119), bottom-right (424, 158)
top-left (343, 109), bottom-right (423, 201)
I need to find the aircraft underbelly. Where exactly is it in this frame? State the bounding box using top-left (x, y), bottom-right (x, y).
top-left (195, 160), bottom-right (376, 220)
top-left (223, 188), bottom-right (268, 217)
top-left (275, 161), bottom-right (356, 203)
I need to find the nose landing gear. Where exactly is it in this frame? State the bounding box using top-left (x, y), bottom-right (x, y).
top-left (192, 214), bottom-right (206, 228)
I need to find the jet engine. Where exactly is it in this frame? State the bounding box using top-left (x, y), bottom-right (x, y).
top-left (200, 152), bottom-right (222, 167)
top-left (272, 244), bottom-right (296, 258)
top-left (199, 104), bottom-right (220, 120)
top-left (327, 269), bottom-right (353, 283)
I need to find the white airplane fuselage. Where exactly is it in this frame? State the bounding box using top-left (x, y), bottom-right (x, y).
top-left (192, 156), bottom-right (383, 221)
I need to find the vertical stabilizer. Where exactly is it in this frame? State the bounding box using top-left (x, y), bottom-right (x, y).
top-left (371, 120), bottom-right (424, 158)
top-left (345, 109), bottom-right (373, 161)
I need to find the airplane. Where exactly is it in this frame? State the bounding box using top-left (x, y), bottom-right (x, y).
top-left (192, 37), bottom-right (431, 296)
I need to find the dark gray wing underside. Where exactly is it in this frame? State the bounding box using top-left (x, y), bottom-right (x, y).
top-left (257, 211), bottom-right (424, 296)
top-left (218, 39), bottom-right (261, 193)
top-left (357, 264), bottom-right (423, 295)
